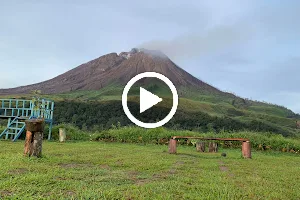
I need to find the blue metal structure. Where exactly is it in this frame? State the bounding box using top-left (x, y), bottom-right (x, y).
top-left (0, 99), bottom-right (54, 141)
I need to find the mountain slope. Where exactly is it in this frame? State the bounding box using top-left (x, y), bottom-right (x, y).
top-left (0, 48), bottom-right (223, 96)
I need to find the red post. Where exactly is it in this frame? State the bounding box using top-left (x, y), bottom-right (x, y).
top-left (242, 141), bottom-right (251, 159)
top-left (169, 139), bottom-right (177, 154)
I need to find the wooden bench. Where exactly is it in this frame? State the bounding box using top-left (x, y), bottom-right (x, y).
top-left (169, 136), bottom-right (251, 159)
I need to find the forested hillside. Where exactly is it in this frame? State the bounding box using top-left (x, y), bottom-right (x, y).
top-left (52, 100), bottom-right (298, 137)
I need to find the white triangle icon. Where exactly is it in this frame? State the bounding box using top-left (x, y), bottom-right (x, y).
top-left (140, 87), bottom-right (163, 113)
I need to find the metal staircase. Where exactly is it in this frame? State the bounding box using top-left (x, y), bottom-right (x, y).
top-left (0, 117), bottom-right (31, 141)
top-left (0, 99), bottom-right (54, 141)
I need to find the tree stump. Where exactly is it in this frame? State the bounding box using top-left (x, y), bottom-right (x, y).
top-left (242, 141), bottom-right (251, 159)
top-left (24, 119), bottom-right (45, 158)
top-left (169, 139), bottom-right (177, 154)
top-left (59, 128), bottom-right (66, 142)
top-left (209, 142), bottom-right (218, 153)
top-left (24, 131), bottom-right (33, 156)
top-left (196, 141), bottom-right (206, 152)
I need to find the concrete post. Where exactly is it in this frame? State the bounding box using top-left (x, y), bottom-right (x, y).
top-left (169, 139), bottom-right (177, 154)
top-left (59, 128), bottom-right (66, 142)
top-left (242, 141), bottom-right (251, 159)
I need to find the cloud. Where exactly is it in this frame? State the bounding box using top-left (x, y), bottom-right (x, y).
top-left (138, 0), bottom-right (300, 61)
top-left (139, 23), bottom-right (254, 60)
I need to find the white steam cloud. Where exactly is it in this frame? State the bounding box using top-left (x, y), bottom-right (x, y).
top-left (139, 23), bottom-right (253, 60)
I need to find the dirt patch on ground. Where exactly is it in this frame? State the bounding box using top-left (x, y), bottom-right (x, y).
top-left (135, 179), bottom-right (150, 186)
top-left (153, 173), bottom-right (168, 180)
top-left (43, 192), bottom-right (53, 197)
top-left (104, 155), bottom-right (114, 159)
top-left (167, 160), bottom-right (185, 175)
top-left (0, 190), bottom-right (13, 198)
top-left (100, 164), bottom-right (111, 170)
top-left (169, 169), bottom-right (176, 174)
top-left (219, 160), bottom-right (229, 172)
top-left (59, 163), bottom-right (93, 169)
top-left (175, 161), bottom-right (185, 166)
top-left (128, 171), bottom-right (170, 186)
top-left (64, 190), bottom-right (76, 196)
top-left (8, 168), bottom-right (28, 175)
top-left (134, 175), bottom-right (168, 186)
top-left (128, 171), bottom-right (139, 177)
top-left (219, 166), bottom-right (228, 172)
top-left (115, 160), bottom-right (124, 166)
top-left (127, 171), bottom-right (148, 186)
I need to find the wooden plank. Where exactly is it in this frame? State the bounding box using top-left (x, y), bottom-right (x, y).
top-left (172, 136), bottom-right (249, 142)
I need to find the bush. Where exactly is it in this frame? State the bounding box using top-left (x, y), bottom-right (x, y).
top-left (43, 124), bottom-right (300, 154)
top-left (0, 126), bottom-right (5, 134)
top-left (49, 123), bottom-right (90, 141)
top-left (90, 126), bottom-right (200, 144)
top-left (90, 126), bottom-right (300, 153)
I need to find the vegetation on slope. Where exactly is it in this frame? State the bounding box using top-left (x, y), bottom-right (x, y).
top-left (51, 100), bottom-right (298, 137)
top-left (0, 83), bottom-right (299, 137)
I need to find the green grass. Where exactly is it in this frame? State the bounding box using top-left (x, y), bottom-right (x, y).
top-left (0, 141), bottom-right (300, 199)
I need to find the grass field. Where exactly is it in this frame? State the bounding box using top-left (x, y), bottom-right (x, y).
top-left (1, 141), bottom-right (300, 199)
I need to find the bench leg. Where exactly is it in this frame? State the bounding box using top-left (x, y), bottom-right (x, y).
top-left (196, 141), bottom-right (205, 152)
top-left (209, 142), bottom-right (218, 153)
top-left (169, 139), bottom-right (177, 154)
top-left (242, 141), bottom-right (251, 159)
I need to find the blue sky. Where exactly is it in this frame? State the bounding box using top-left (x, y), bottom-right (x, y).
top-left (1, 1), bottom-right (300, 113)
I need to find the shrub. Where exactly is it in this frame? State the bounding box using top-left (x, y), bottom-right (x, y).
top-left (0, 126), bottom-right (5, 134)
top-left (42, 123), bottom-right (300, 154)
top-left (90, 126), bottom-right (300, 153)
top-left (49, 123), bottom-right (90, 141)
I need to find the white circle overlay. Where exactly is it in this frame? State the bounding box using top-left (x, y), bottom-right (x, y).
top-left (122, 72), bottom-right (179, 129)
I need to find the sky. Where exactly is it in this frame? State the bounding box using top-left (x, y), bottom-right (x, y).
top-left (1, 0), bottom-right (300, 113)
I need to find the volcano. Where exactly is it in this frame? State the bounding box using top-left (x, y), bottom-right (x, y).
top-left (0, 48), bottom-right (225, 96)
top-left (1, 48), bottom-right (299, 137)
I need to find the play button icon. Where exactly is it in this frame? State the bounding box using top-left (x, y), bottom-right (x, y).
top-left (122, 72), bottom-right (178, 129)
top-left (140, 87), bottom-right (162, 113)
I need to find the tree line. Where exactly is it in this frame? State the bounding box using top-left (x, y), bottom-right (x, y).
top-left (53, 100), bottom-right (294, 136)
